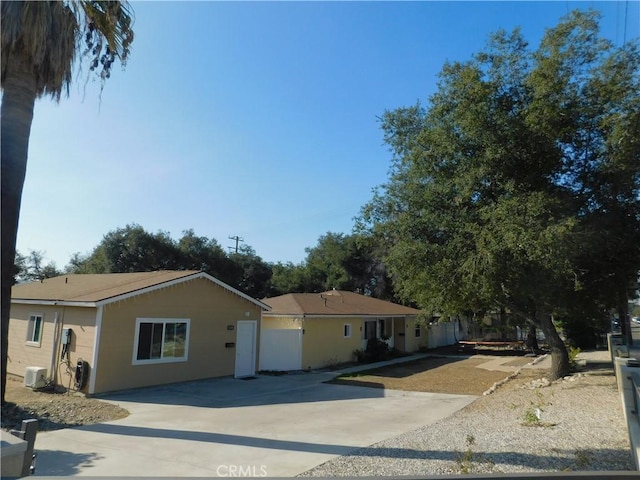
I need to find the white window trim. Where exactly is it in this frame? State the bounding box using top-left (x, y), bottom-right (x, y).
top-left (415, 326), bottom-right (422, 338)
top-left (344, 323), bottom-right (352, 338)
top-left (26, 313), bottom-right (44, 347)
top-left (132, 318), bottom-right (190, 365)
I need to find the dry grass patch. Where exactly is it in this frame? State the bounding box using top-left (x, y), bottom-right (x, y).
top-left (331, 356), bottom-right (518, 395)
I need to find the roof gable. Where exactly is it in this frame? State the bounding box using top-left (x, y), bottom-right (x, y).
top-left (11, 271), bottom-right (269, 310)
top-left (262, 290), bottom-right (420, 317)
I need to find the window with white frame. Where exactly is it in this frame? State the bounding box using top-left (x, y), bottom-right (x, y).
top-left (415, 325), bottom-right (422, 338)
top-left (26, 314), bottom-right (43, 345)
top-left (133, 318), bottom-right (190, 365)
top-left (344, 323), bottom-right (352, 338)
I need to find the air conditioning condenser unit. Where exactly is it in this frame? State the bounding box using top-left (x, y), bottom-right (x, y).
top-left (24, 367), bottom-right (47, 389)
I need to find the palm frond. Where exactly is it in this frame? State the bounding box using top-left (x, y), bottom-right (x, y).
top-left (1, 0), bottom-right (134, 99)
top-left (1, 1), bottom-right (77, 99)
top-left (78, 1), bottom-right (134, 63)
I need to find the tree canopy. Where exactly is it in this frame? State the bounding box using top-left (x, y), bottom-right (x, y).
top-left (359, 10), bottom-right (640, 379)
top-left (71, 225), bottom-right (392, 301)
top-left (72, 224), bottom-right (270, 298)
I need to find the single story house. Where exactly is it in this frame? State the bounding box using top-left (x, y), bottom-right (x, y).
top-left (9, 271), bottom-right (269, 394)
top-left (259, 289), bottom-right (425, 371)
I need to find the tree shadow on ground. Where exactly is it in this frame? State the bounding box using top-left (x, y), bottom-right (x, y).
top-left (33, 450), bottom-right (104, 476)
top-left (71, 423), bottom-right (636, 473)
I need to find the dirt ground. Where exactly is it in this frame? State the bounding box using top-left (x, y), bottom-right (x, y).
top-left (330, 355), bottom-right (534, 395)
top-left (1, 376), bottom-right (129, 432)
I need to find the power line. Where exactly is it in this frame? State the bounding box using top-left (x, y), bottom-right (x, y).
top-left (616, 0), bottom-right (621, 46)
top-left (623, 0), bottom-right (629, 45)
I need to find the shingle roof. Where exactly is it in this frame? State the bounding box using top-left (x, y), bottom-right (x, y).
top-left (11, 271), bottom-right (269, 309)
top-left (262, 290), bottom-right (420, 316)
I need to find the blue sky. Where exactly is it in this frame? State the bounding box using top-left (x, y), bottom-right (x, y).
top-left (16, 1), bottom-right (639, 269)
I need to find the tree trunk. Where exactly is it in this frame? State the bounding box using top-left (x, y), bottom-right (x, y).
top-left (525, 323), bottom-right (539, 352)
top-left (537, 314), bottom-right (570, 380)
top-left (499, 307), bottom-right (507, 340)
top-left (1, 57), bottom-right (37, 405)
top-left (618, 287), bottom-right (632, 346)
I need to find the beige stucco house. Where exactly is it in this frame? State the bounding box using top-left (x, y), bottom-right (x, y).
top-left (9, 271), bottom-right (269, 394)
top-left (259, 289), bottom-right (425, 371)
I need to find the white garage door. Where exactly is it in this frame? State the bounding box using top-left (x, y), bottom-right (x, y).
top-left (259, 329), bottom-right (302, 371)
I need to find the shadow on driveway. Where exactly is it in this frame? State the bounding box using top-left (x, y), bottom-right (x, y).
top-left (97, 372), bottom-right (396, 409)
top-left (81, 422), bottom-right (354, 455)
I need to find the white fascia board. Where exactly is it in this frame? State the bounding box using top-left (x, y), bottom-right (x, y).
top-left (11, 299), bottom-right (96, 308)
top-left (96, 271), bottom-right (271, 310)
top-left (88, 305), bottom-right (103, 395)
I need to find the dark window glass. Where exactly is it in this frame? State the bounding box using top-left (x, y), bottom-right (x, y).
top-left (137, 323), bottom-right (153, 360)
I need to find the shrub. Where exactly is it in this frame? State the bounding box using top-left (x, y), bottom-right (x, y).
top-left (365, 337), bottom-right (391, 363)
top-left (353, 349), bottom-right (365, 363)
top-left (568, 345), bottom-right (581, 372)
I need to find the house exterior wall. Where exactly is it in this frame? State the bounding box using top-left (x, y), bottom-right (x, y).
top-left (7, 304), bottom-right (97, 387)
top-left (262, 314), bottom-right (429, 369)
top-left (402, 316), bottom-right (428, 352)
top-left (301, 316), bottom-right (363, 369)
top-left (262, 316), bottom-right (302, 330)
top-left (93, 277), bottom-right (262, 394)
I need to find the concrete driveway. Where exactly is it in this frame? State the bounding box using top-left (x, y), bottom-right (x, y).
top-left (32, 367), bottom-right (476, 477)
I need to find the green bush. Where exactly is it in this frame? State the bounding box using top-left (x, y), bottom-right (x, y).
top-left (568, 345), bottom-right (581, 372)
top-left (365, 337), bottom-right (391, 363)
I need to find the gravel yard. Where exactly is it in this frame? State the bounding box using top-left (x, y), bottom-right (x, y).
top-left (301, 351), bottom-right (635, 476)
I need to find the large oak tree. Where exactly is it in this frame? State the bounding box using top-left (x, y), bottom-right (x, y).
top-left (360, 10), bottom-right (640, 380)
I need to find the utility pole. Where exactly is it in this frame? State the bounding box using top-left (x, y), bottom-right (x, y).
top-left (228, 235), bottom-right (244, 254)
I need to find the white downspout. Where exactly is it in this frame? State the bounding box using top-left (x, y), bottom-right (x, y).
top-left (49, 311), bottom-right (60, 383)
top-left (89, 305), bottom-right (104, 395)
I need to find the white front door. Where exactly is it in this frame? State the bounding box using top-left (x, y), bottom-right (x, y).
top-left (235, 320), bottom-right (257, 378)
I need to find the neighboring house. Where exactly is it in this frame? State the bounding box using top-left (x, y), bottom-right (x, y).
top-left (259, 289), bottom-right (425, 371)
top-left (9, 271), bottom-right (269, 395)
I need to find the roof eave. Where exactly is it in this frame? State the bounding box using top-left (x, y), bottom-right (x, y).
top-left (11, 299), bottom-right (97, 308)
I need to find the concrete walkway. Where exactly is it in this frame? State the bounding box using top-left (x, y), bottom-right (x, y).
top-left (32, 360), bottom-right (476, 477)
